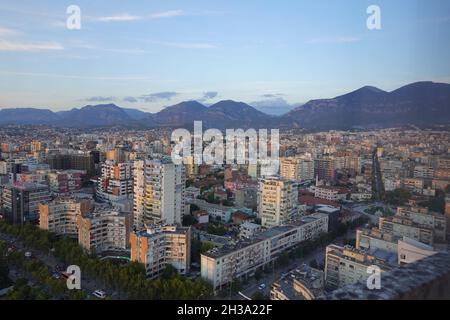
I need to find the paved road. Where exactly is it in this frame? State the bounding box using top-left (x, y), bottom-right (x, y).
top-left (232, 229), bottom-right (356, 300)
top-left (372, 150), bottom-right (385, 201)
top-left (0, 231), bottom-right (118, 299)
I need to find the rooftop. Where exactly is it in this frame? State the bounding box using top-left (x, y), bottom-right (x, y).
top-left (203, 213), bottom-right (327, 259)
top-left (320, 251), bottom-right (450, 300)
top-left (272, 264), bottom-right (324, 300)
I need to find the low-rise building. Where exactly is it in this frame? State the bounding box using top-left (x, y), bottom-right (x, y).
top-left (271, 264), bottom-right (324, 300)
top-left (190, 199), bottom-right (233, 223)
top-left (397, 237), bottom-right (436, 266)
top-left (396, 205), bottom-right (446, 243)
top-left (379, 216), bottom-right (434, 246)
top-left (325, 244), bottom-right (394, 290)
top-left (356, 228), bottom-right (399, 254)
top-left (314, 186), bottom-right (348, 202)
top-left (201, 213), bottom-right (328, 290)
top-left (239, 222), bottom-right (262, 239)
top-left (192, 210), bottom-right (209, 224)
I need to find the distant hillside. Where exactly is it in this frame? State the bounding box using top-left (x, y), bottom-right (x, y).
top-left (279, 81), bottom-right (450, 130)
top-left (0, 108), bottom-right (60, 125)
top-left (57, 104), bottom-right (132, 127)
top-left (1, 81), bottom-right (450, 130)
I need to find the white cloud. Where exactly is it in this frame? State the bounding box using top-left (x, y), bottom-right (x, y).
top-left (95, 14), bottom-right (142, 22)
top-left (92, 10), bottom-right (184, 23)
top-left (0, 26), bottom-right (19, 37)
top-left (149, 10), bottom-right (184, 19)
top-left (307, 36), bottom-right (360, 44)
top-left (48, 20), bottom-right (67, 29)
top-left (0, 39), bottom-right (64, 52)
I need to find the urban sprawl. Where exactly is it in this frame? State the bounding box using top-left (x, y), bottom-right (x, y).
top-left (0, 125), bottom-right (449, 300)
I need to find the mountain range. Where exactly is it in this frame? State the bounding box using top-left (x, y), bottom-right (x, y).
top-left (1, 81), bottom-right (450, 130)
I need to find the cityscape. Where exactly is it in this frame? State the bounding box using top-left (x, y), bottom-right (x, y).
top-left (1, 0), bottom-right (450, 305)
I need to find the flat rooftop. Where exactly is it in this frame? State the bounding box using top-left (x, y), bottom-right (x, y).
top-left (203, 213), bottom-right (327, 259)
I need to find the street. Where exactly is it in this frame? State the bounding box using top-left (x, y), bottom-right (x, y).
top-left (0, 231), bottom-right (115, 299)
top-left (232, 229), bottom-right (354, 300)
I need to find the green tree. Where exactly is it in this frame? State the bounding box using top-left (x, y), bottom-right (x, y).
top-left (0, 254), bottom-right (10, 288)
top-left (182, 215), bottom-right (198, 227)
top-left (190, 204), bottom-right (200, 214)
top-left (385, 188), bottom-right (411, 206)
top-left (251, 291), bottom-right (265, 300)
top-left (161, 265), bottom-right (178, 279)
top-left (206, 224), bottom-right (227, 236)
top-left (200, 242), bottom-right (215, 254)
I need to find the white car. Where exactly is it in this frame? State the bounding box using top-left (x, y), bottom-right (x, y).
top-left (258, 284), bottom-right (266, 290)
top-left (24, 251), bottom-right (32, 258)
top-left (93, 290), bottom-right (106, 299)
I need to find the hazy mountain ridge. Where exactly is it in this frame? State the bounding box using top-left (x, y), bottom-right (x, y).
top-left (1, 81), bottom-right (450, 130)
top-left (280, 81), bottom-right (450, 130)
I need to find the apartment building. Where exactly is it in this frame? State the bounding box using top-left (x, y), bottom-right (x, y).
top-left (314, 158), bottom-right (334, 181)
top-left (397, 238), bottom-right (436, 266)
top-left (133, 158), bottom-right (185, 229)
top-left (234, 187), bottom-right (257, 209)
top-left (314, 186), bottom-right (348, 201)
top-left (402, 178), bottom-right (424, 193)
top-left (46, 153), bottom-right (95, 177)
top-left (130, 225), bottom-right (191, 279)
top-left (201, 213), bottom-right (328, 290)
top-left (258, 176), bottom-right (299, 228)
top-left (325, 244), bottom-right (393, 290)
top-left (446, 196), bottom-right (450, 240)
top-left (96, 160), bottom-right (133, 202)
top-left (396, 205), bottom-right (446, 242)
top-left (413, 166), bottom-right (434, 179)
top-left (280, 157), bottom-right (315, 182)
top-left (356, 228), bottom-right (399, 254)
top-left (1, 182), bottom-right (50, 224)
top-left (77, 206), bottom-right (132, 254)
top-left (271, 264), bottom-right (324, 300)
top-left (189, 199), bottom-right (233, 223)
top-left (39, 196), bottom-right (92, 237)
top-left (47, 170), bottom-right (85, 194)
top-left (379, 216), bottom-right (434, 246)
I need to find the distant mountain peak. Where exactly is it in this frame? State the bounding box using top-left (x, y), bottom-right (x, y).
top-left (337, 85), bottom-right (387, 99)
top-left (1, 81), bottom-right (449, 130)
top-left (282, 81), bottom-right (450, 130)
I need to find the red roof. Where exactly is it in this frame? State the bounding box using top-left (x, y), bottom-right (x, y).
top-left (299, 195), bottom-right (339, 207)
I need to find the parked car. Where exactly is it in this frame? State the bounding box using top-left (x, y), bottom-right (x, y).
top-left (52, 272), bottom-right (61, 280)
top-left (258, 284), bottom-right (266, 290)
top-left (93, 290), bottom-right (106, 299)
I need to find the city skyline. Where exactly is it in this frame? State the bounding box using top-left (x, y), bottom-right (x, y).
top-left (1, 0), bottom-right (450, 112)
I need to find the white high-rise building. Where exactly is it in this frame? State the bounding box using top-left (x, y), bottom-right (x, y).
top-left (258, 176), bottom-right (299, 228)
top-left (133, 158), bottom-right (185, 229)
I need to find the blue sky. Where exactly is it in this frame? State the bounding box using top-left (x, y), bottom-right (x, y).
top-left (0, 0), bottom-right (449, 112)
